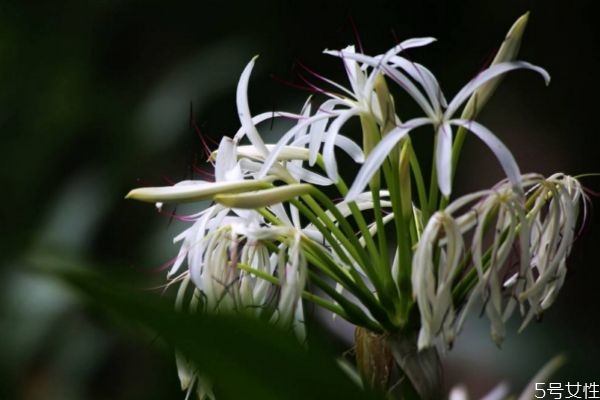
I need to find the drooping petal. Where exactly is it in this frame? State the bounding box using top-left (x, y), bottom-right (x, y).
top-left (285, 163), bottom-right (333, 186)
top-left (309, 99), bottom-right (345, 165)
top-left (346, 118), bottom-right (430, 201)
top-left (445, 61), bottom-right (550, 118)
top-left (257, 113), bottom-right (331, 180)
top-left (326, 50), bottom-right (437, 119)
top-left (388, 57), bottom-right (447, 112)
top-left (382, 64), bottom-right (437, 119)
top-left (291, 129), bottom-right (364, 164)
top-left (231, 110), bottom-right (303, 144)
top-left (450, 119), bottom-right (522, 193)
top-left (323, 108), bottom-right (361, 182)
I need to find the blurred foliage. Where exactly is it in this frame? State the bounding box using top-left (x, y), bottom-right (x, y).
top-left (1, 0), bottom-right (599, 398)
top-left (26, 250), bottom-right (380, 400)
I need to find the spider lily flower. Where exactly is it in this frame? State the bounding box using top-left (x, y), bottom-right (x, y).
top-left (411, 211), bottom-right (464, 349)
top-left (516, 173), bottom-right (585, 329)
top-left (126, 13), bottom-right (589, 399)
top-left (231, 72), bottom-right (357, 186)
top-left (412, 174), bottom-right (586, 348)
top-left (255, 38), bottom-right (436, 185)
top-left (342, 41), bottom-right (550, 200)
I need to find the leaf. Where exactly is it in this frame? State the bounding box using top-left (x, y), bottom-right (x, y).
top-left (29, 251), bottom-right (381, 400)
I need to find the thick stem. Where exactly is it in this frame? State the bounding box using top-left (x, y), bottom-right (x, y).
top-left (354, 327), bottom-right (394, 395)
top-left (388, 331), bottom-right (443, 400)
top-left (354, 327), bottom-right (443, 400)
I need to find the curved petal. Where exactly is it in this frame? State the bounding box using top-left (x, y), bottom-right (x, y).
top-left (215, 137), bottom-right (237, 182)
top-left (291, 128), bottom-right (365, 166)
top-left (381, 64), bottom-right (437, 119)
top-left (126, 180), bottom-right (271, 203)
top-left (436, 122), bottom-right (453, 197)
top-left (450, 119), bottom-right (522, 193)
top-left (236, 57), bottom-right (269, 155)
top-left (346, 118), bottom-right (430, 201)
top-left (309, 99), bottom-right (344, 165)
top-left (392, 37), bottom-right (437, 52)
top-left (286, 163), bottom-right (333, 186)
top-left (323, 108), bottom-right (360, 182)
top-left (232, 110), bottom-right (303, 143)
top-left (446, 61), bottom-right (550, 118)
top-left (257, 113), bottom-right (330, 179)
top-left (323, 50), bottom-right (437, 119)
top-left (389, 57), bottom-right (447, 112)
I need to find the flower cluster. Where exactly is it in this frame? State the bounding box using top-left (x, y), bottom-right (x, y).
top-left (127, 13), bottom-right (587, 399)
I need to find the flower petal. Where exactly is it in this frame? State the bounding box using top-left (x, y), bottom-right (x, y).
top-left (450, 119), bottom-right (522, 193)
top-left (388, 57), bottom-right (447, 112)
top-left (126, 180), bottom-right (271, 203)
top-left (446, 61), bottom-right (550, 118)
top-left (346, 118), bottom-right (429, 201)
top-left (214, 184), bottom-right (314, 209)
top-left (214, 137), bottom-right (237, 182)
top-left (323, 108), bottom-right (360, 182)
top-left (436, 122), bottom-right (453, 196)
top-left (236, 56), bottom-right (269, 155)
top-left (257, 113), bottom-right (330, 179)
top-left (309, 99), bottom-right (343, 165)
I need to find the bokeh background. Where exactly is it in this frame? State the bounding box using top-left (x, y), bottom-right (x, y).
top-left (1, 0), bottom-right (598, 398)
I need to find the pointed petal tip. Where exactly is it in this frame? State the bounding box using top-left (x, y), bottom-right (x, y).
top-left (125, 188), bottom-right (142, 200)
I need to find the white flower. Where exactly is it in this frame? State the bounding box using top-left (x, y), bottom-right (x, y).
top-left (254, 39), bottom-right (437, 185)
top-left (412, 174), bottom-right (585, 348)
top-left (340, 46), bottom-right (550, 200)
top-left (411, 211), bottom-right (464, 348)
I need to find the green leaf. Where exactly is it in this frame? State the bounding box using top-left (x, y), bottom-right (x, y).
top-left (29, 251), bottom-right (381, 400)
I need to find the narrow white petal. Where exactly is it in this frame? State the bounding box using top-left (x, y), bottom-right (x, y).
top-left (291, 127), bottom-right (364, 163)
top-left (389, 57), bottom-right (447, 112)
top-left (446, 61), bottom-right (550, 118)
top-left (382, 65), bottom-right (437, 119)
top-left (257, 113), bottom-right (330, 179)
top-left (450, 119), bottom-right (522, 192)
top-left (333, 135), bottom-right (365, 163)
top-left (309, 99), bottom-right (343, 165)
top-left (236, 145), bottom-right (310, 161)
top-left (323, 50), bottom-right (438, 118)
top-left (232, 110), bottom-right (302, 143)
top-left (214, 137), bottom-right (236, 182)
top-left (286, 163), bottom-right (333, 186)
top-left (394, 37), bottom-right (437, 51)
top-left (323, 108), bottom-right (359, 182)
top-left (126, 180), bottom-right (270, 203)
top-left (346, 118), bottom-right (429, 201)
top-left (436, 123), bottom-right (453, 196)
top-left (214, 184), bottom-right (313, 209)
top-left (236, 57), bottom-right (269, 155)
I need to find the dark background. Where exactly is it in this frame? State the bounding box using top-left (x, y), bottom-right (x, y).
top-left (1, 1), bottom-right (598, 398)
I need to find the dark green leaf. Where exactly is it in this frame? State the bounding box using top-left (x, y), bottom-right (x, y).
top-left (29, 251), bottom-right (381, 400)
